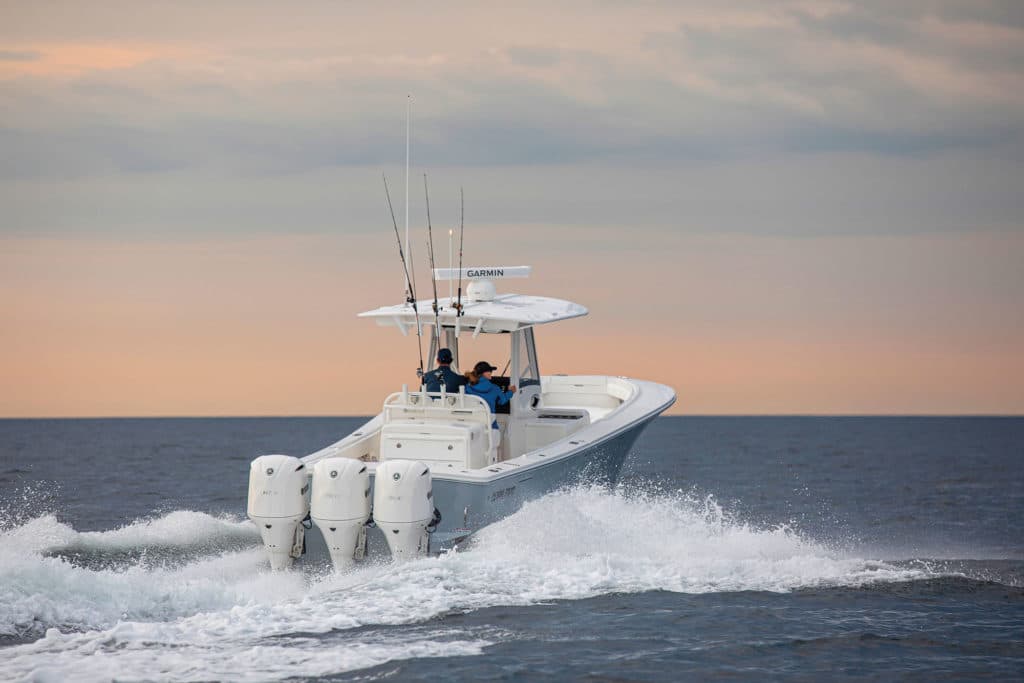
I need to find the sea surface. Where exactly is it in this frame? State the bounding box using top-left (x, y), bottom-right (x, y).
top-left (1, 416), bottom-right (1022, 681)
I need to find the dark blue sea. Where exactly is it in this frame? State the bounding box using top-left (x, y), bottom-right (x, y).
top-left (1, 417), bottom-right (1022, 681)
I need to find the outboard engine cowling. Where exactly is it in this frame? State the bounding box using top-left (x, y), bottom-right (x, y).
top-left (311, 458), bottom-right (371, 570)
top-left (247, 454), bottom-right (309, 570)
top-left (373, 460), bottom-right (435, 560)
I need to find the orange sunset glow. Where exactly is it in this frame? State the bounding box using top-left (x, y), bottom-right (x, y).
top-left (2, 2), bottom-right (1022, 417)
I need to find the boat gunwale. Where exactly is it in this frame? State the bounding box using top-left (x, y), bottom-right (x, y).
top-left (300, 376), bottom-right (676, 486)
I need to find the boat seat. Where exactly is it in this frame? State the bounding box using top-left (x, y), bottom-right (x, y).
top-left (379, 390), bottom-right (496, 469)
top-left (380, 421), bottom-right (490, 469)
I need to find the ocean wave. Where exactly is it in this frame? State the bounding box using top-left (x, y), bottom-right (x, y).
top-left (0, 485), bottom-right (988, 681)
top-left (3, 627), bottom-right (489, 683)
top-left (7, 510), bottom-right (260, 558)
top-left (0, 512), bottom-right (274, 642)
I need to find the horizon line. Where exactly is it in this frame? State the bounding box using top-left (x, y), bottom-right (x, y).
top-left (1, 413), bottom-right (1022, 421)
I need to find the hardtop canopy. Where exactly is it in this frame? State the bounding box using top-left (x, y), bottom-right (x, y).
top-left (358, 294), bottom-right (588, 334)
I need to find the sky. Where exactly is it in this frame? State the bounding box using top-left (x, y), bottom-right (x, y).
top-left (1, 0), bottom-right (1023, 416)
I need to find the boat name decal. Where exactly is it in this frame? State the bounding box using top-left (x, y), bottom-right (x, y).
top-left (489, 485), bottom-right (516, 501)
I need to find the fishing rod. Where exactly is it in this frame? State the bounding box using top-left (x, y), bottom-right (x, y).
top-left (423, 174), bottom-right (442, 353)
top-left (455, 187), bottom-right (465, 316)
top-left (383, 173), bottom-right (425, 381)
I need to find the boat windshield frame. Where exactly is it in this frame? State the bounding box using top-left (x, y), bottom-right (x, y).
top-left (426, 324), bottom-right (539, 384)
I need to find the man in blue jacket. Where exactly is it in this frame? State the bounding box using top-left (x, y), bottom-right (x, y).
top-left (424, 348), bottom-right (466, 393)
top-left (466, 361), bottom-right (516, 429)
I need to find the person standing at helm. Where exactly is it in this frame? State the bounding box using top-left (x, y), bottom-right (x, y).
top-left (424, 348), bottom-right (466, 393)
top-left (465, 361), bottom-right (516, 429)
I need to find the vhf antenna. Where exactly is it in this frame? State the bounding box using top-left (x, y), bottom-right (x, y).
top-left (404, 95), bottom-right (414, 303)
top-left (455, 187), bottom-right (465, 316)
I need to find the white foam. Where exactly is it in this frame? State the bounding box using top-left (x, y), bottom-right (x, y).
top-left (0, 512), bottom-right (275, 639)
top-left (28, 510), bottom-right (260, 555)
top-left (3, 627), bottom-right (489, 683)
top-left (0, 488), bottom-right (936, 681)
top-left (466, 485), bottom-right (929, 594)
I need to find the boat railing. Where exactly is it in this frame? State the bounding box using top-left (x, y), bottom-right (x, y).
top-left (382, 386), bottom-right (492, 425)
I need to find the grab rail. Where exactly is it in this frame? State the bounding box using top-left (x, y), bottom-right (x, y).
top-left (382, 386), bottom-right (491, 424)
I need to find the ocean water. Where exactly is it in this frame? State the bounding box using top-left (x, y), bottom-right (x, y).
top-left (0, 416), bottom-right (1021, 681)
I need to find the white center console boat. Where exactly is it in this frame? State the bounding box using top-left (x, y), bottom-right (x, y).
top-left (246, 266), bottom-right (676, 569)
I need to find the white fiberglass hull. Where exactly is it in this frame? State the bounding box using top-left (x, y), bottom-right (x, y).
top-left (291, 377), bottom-right (676, 563)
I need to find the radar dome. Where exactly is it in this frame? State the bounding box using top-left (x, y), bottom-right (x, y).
top-left (466, 279), bottom-right (497, 302)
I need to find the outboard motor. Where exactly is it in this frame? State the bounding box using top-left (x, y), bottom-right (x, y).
top-left (311, 458), bottom-right (371, 570)
top-left (373, 460), bottom-right (436, 560)
top-left (247, 454), bottom-right (309, 570)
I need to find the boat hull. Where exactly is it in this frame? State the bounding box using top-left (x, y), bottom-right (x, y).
top-left (298, 414), bottom-right (654, 563)
top-left (257, 376), bottom-right (676, 567)
top-left (426, 415), bottom-right (651, 549)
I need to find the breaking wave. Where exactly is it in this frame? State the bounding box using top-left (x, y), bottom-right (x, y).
top-left (0, 486), bottom-right (960, 681)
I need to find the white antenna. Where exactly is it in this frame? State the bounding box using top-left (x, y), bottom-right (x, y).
top-left (404, 95), bottom-right (413, 299)
top-left (448, 229), bottom-right (454, 303)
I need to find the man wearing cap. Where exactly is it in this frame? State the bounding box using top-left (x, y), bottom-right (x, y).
top-left (424, 348), bottom-right (466, 393)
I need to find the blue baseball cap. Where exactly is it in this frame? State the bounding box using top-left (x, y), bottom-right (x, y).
top-left (437, 348), bottom-right (453, 363)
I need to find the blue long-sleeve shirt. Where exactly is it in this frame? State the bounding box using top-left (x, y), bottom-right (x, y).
top-left (466, 377), bottom-right (512, 428)
top-left (424, 365), bottom-right (466, 393)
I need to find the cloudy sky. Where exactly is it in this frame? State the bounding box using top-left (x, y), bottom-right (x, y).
top-left (2, 0), bottom-right (1022, 416)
